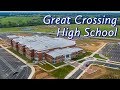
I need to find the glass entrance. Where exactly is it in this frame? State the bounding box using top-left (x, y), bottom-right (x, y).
top-left (65, 54), bottom-right (71, 61)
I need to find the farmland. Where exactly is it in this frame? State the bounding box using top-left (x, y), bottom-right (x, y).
top-left (0, 24), bottom-right (120, 38)
top-left (0, 16), bottom-right (44, 28)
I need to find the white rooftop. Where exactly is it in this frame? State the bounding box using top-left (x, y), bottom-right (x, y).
top-left (10, 35), bottom-right (76, 51)
top-left (118, 42), bottom-right (120, 45)
top-left (47, 47), bottom-right (82, 58)
top-left (7, 35), bottom-right (20, 39)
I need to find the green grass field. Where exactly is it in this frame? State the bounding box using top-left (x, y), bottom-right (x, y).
top-left (50, 65), bottom-right (74, 79)
top-left (52, 62), bottom-right (65, 67)
top-left (38, 63), bottom-right (55, 70)
top-left (0, 25), bottom-right (57, 33)
top-left (0, 24), bottom-right (120, 38)
top-left (0, 16), bottom-right (44, 27)
top-left (93, 54), bottom-right (106, 60)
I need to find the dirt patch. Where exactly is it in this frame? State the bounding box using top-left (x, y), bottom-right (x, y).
top-left (76, 38), bottom-right (108, 52)
top-left (80, 65), bottom-right (106, 79)
top-left (15, 33), bottom-right (32, 36)
top-left (80, 64), bottom-right (120, 79)
top-left (0, 39), bottom-right (9, 47)
top-left (0, 40), bottom-right (5, 44)
top-left (32, 66), bottom-right (56, 79)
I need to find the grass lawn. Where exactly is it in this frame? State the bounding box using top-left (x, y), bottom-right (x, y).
top-left (0, 25), bottom-right (57, 33)
top-left (8, 48), bottom-right (33, 63)
top-left (0, 24), bottom-right (120, 38)
top-left (52, 62), bottom-right (65, 67)
top-left (73, 51), bottom-right (92, 61)
top-left (50, 65), bottom-right (74, 79)
top-left (38, 63), bottom-right (55, 70)
top-left (93, 54), bottom-right (106, 60)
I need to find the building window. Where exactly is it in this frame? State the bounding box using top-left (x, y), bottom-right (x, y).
top-left (53, 58), bottom-right (56, 64)
top-left (42, 53), bottom-right (45, 60)
top-left (34, 52), bottom-right (38, 61)
top-left (66, 54), bottom-right (70, 58)
top-left (53, 60), bottom-right (56, 64)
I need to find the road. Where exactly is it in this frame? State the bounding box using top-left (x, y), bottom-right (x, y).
top-left (66, 60), bottom-right (120, 79)
top-left (65, 42), bottom-right (107, 79)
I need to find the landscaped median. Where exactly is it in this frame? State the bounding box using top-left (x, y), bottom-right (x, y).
top-left (93, 54), bottom-right (107, 60)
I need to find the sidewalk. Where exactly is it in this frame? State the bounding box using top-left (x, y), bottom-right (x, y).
top-left (65, 64), bottom-right (81, 79)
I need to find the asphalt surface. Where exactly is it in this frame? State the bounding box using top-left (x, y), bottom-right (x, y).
top-left (69, 69), bottom-right (83, 79)
top-left (68, 60), bottom-right (120, 79)
top-left (101, 43), bottom-right (120, 62)
top-left (0, 48), bottom-right (32, 79)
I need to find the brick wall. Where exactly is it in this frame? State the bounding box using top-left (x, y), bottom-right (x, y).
top-left (12, 40), bottom-right (19, 51)
top-left (37, 51), bottom-right (43, 61)
top-left (55, 55), bottom-right (64, 63)
top-left (25, 47), bottom-right (34, 60)
top-left (45, 53), bottom-right (53, 63)
top-left (45, 48), bottom-right (82, 63)
top-left (18, 44), bottom-right (26, 55)
top-left (45, 53), bottom-right (65, 63)
top-left (11, 40), bottom-right (13, 47)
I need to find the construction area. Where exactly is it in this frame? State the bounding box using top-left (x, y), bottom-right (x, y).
top-left (32, 66), bottom-right (55, 79)
top-left (75, 38), bottom-right (118, 52)
top-left (80, 64), bottom-right (120, 79)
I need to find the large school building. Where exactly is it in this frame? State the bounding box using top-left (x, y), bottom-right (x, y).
top-left (7, 35), bottom-right (83, 63)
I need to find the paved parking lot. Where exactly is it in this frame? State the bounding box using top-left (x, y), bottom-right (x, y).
top-left (0, 48), bottom-right (32, 79)
top-left (101, 43), bottom-right (120, 62)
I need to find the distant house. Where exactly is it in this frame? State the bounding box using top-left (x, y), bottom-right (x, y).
top-left (7, 35), bottom-right (83, 63)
